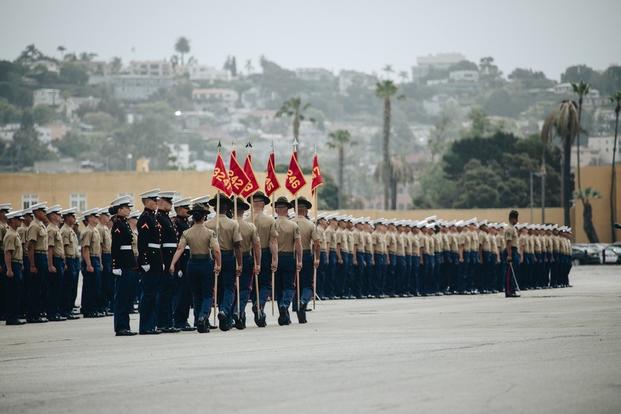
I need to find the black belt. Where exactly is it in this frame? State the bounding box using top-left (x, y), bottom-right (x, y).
top-left (190, 254), bottom-right (211, 260)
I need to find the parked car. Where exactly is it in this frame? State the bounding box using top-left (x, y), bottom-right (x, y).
top-left (572, 244), bottom-right (601, 265)
top-left (602, 244), bottom-right (621, 264)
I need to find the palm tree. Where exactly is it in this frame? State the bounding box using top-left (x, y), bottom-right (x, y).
top-left (57, 45), bottom-right (66, 60)
top-left (175, 37), bottom-right (190, 65)
top-left (275, 97), bottom-right (315, 159)
top-left (374, 156), bottom-right (415, 210)
top-left (571, 81), bottom-right (591, 191)
top-left (610, 91), bottom-right (621, 242)
top-left (398, 70), bottom-right (409, 83)
top-left (541, 100), bottom-right (580, 226)
top-left (110, 57), bottom-right (122, 74)
top-left (245, 59), bottom-right (254, 75)
top-left (376, 80), bottom-right (404, 209)
top-left (382, 64), bottom-right (394, 79)
top-left (327, 129), bottom-right (353, 208)
top-left (573, 187), bottom-right (601, 242)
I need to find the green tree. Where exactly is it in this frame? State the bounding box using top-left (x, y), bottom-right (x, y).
top-left (317, 174), bottom-right (339, 210)
top-left (59, 62), bottom-right (88, 85)
top-left (57, 45), bottom-right (66, 60)
top-left (561, 65), bottom-right (598, 85)
top-left (453, 159), bottom-right (501, 208)
top-left (327, 129), bottom-right (353, 208)
top-left (398, 70), bottom-right (409, 83)
top-left (374, 156), bottom-right (415, 209)
top-left (541, 100), bottom-right (580, 226)
top-left (573, 187), bottom-right (601, 243)
top-left (0, 110), bottom-right (53, 170)
top-left (0, 101), bottom-right (22, 123)
top-left (375, 79), bottom-right (403, 209)
top-left (32, 105), bottom-right (58, 124)
top-left (175, 37), bottom-right (190, 65)
top-left (610, 91), bottom-right (621, 242)
top-left (110, 57), bottom-right (122, 74)
top-left (571, 81), bottom-right (590, 191)
top-left (275, 97), bottom-right (315, 158)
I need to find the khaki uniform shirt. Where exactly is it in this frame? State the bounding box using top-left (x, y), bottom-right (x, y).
top-left (81, 225), bottom-right (102, 257)
top-left (238, 219), bottom-right (259, 254)
top-left (395, 232), bottom-right (406, 256)
top-left (404, 232), bottom-right (413, 256)
top-left (324, 227), bottom-right (337, 251)
top-left (364, 232), bottom-right (374, 255)
top-left (3, 227), bottom-right (22, 263)
top-left (17, 225), bottom-right (27, 250)
top-left (97, 224), bottom-right (112, 254)
top-left (179, 223), bottom-right (219, 256)
top-left (422, 233), bottom-right (434, 255)
top-left (317, 226), bottom-right (327, 252)
top-left (448, 232), bottom-right (459, 253)
top-left (47, 223), bottom-right (65, 258)
top-left (504, 225), bottom-right (518, 248)
top-left (386, 231), bottom-right (397, 255)
top-left (496, 233), bottom-right (505, 251)
top-left (353, 229), bottom-right (365, 253)
top-left (206, 215), bottom-right (242, 251)
top-left (410, 233), bottom-right (421, 256)
top-left (27, 219), bottom-right (48, 252)
top-left (489, 233), bottom-right (499, 254)
top-left (293, 217), bottom-right (319, 251)
top-left (459, 231), bottom-right (471, 252)
top-left (275, 216), bottom-right (300, 253)
top-left (372, 231), bottom-right (386, 255)
top-left (336, 229), bottom-right (348, 253)
top-left (0, 221), bottom-right (7, 251)
top-left (61, 224), bottom-right (79, 259)
top-left (252, 213), bottom-right (278, 249)
top-left (481, 232), bottom-right (492, 252)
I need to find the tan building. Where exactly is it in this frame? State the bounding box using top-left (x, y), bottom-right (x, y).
top-left (0, 170), bottom-right (313, 213)
top-left (573, 165), bottom-right (621, 243)
top-left (1, 165), bottom-right (618, 243)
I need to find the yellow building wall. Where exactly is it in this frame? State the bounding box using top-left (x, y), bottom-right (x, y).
top-left (0, 171), bottom-right (313, 211)
top-left (573, 166), bottom-right (621, 244)
top-left (1, 165), bottom-right (618, 243)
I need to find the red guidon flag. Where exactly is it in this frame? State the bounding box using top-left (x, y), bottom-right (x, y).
top-left (311, 153), bottom-right (324, 195)
top-left (264, 152), bottom-right (280, 197)
top-left (228, 151), bottom-right (250, 196)
top-left (285, 151), bottom-right (306, 196)
top-left (211, 152), bottom-right (232, 196)
top-left (241, 154), bottom-right (260, 198)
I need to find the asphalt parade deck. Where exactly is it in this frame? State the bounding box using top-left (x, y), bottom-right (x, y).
top-left (1, 265), bottom-right (620, 414)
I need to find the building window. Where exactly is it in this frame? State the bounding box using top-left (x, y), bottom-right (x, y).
top-left (70, 193), bottom-right (87, 211)
top-left (22, 194), bottom-right (38, 209)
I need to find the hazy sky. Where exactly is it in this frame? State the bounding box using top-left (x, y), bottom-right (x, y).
top-left (1, 0), bottom-right (619, 80)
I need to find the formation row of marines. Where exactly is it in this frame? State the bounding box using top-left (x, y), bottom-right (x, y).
top-left (0, 195), bottom-right (573, 335)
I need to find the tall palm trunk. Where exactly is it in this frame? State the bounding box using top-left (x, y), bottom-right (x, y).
top-left (390, 177), bottom-right (398, 209)
top-left (541, 145), bottom-right (546, 223)
top-left (576, 96), bottom-right (583, 191)
top-left (583, 200), bottom-right (599, 243)
top-left (562, 134), bottom-right (572, 226)
top-left (382, 97), bottom-right (392, 210)
top-left (338, 145), bottom-right (344, 209)
top-left (612, 110), bottom-right (619, 242)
